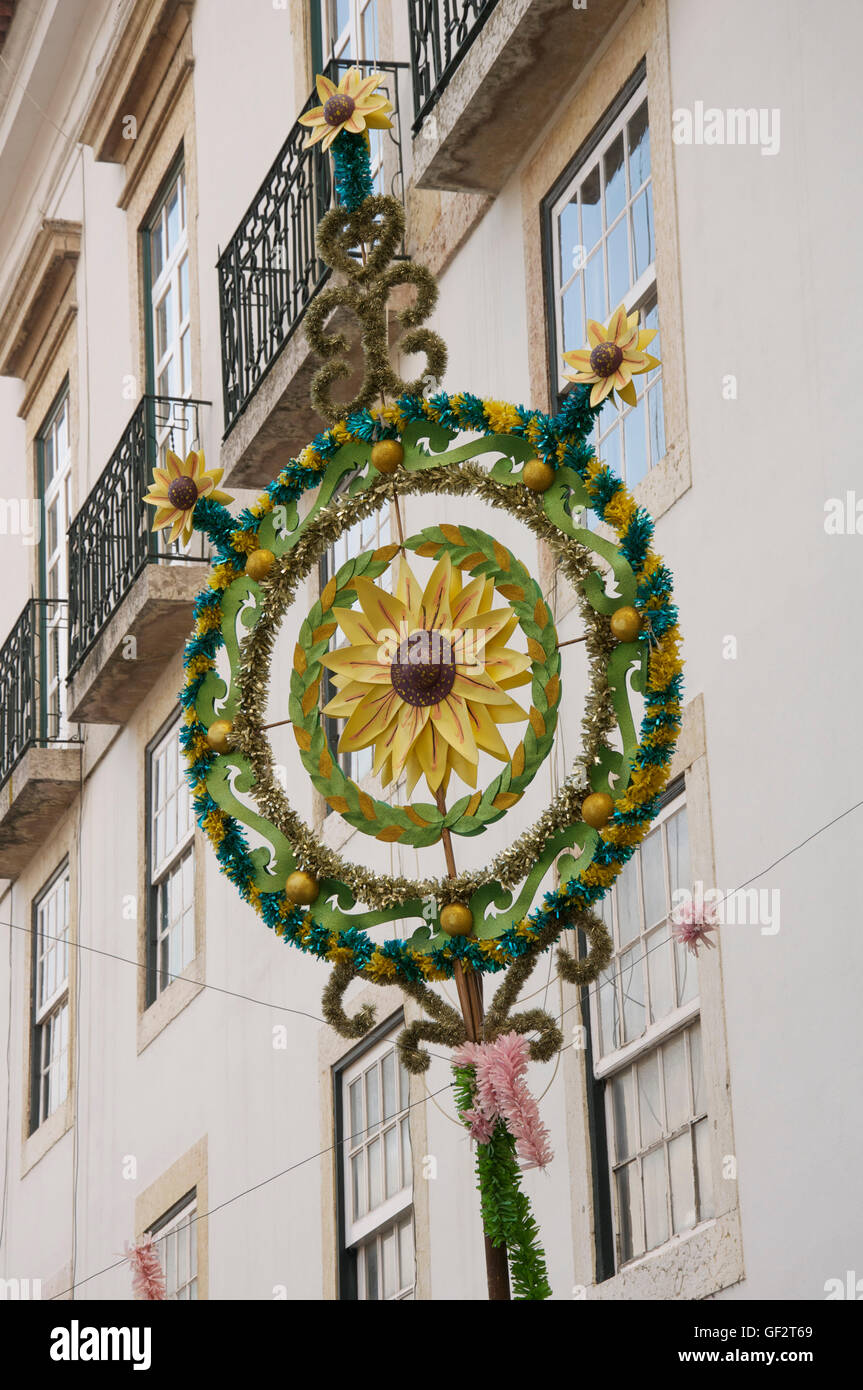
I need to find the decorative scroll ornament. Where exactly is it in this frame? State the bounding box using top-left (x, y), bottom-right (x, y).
top-left (148, 69), bottom-right (683, 1300)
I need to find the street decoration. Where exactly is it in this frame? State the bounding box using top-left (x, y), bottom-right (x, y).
top-left (145, 69), bottom-right (683, 1301)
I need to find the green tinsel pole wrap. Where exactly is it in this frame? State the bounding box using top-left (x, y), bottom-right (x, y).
top-left (330, 129), bottom-right (374, 210)
top-left (453, 1065), bottom-right (552, 1301)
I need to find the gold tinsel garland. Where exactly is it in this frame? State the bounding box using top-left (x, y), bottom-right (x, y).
top-left (305, 194), bottom-right (448, 422)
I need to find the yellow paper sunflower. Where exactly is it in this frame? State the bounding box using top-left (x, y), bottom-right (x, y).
top-left (298, 68), bottom-right (394, 152)
top-left (144, 449), bottom-right (233, 547)
top-left (320, 554), bottom-right (531, 798)
top-left (562, 303), bottom-right (659, 408)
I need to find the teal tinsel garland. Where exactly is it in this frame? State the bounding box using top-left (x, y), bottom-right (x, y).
top-left (453, 1065), bottom-right (552, 1301)
top-left (330, 130), bottom-right (374, 211)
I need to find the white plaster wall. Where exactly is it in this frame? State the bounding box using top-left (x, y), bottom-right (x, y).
top-left (664, 0), bottom-right (863, 1299)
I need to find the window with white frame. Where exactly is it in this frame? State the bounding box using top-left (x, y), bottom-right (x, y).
top-left (38, 385), bottom-right (72, 741)
top-left (317, 1), bottom-right (387, 192)
top-left (339, 1029), bottom-right (414, 1299)
top-left (146, 163), bottom-right (191, 462)
top-left (150, 1191), bottom-right (198, 1299)
top-left (31, 864), bottom-right (70, 1131)
top-left (547, 75), bottom-right (665, 490)
top-left (320, 497), bottom-right (392, 787)
top-left (147, 716), bottom-right (195, 1001)
top-left (588, 789), bottom-right (714, 1268)
top-left (319, 0), bottom-right (380, 66)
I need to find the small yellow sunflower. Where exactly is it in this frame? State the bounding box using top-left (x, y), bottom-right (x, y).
top-left (562, 303), bottom-right (659, 408)
top-left (298, 68), bottom-right (394, 152)
top-left (320, 554), bottom-right (531, 798)
top-left (144, 450), bottom-right (233, 547)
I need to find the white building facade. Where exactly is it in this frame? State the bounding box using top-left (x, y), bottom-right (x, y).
top-left (0, 0), bottom-right (859, 1302)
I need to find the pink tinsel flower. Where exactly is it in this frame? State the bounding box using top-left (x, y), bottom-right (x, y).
top-left (125, 1236), bottom-right (166, 1300)
top-left (671, 900), bottom-right (718, 956)
top-left (454, 1032), bottom-right (554, 1171)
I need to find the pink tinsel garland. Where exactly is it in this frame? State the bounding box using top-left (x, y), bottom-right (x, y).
top-left (125, 1235), bottom-right (167, 1300)
top-left (671, 900), bottom-right (718, 956)
top-left (454, 1032), bottom-right (554, 1171)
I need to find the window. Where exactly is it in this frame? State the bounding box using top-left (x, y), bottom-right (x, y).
top-left (150, 1191), bottom-right (198, 1299)
top-left (37, 385), bottom-right (72, 740)
top-left (338, 1029), bottom-right (414, 1299)
top-left (145, 162), bottom-right (191, 461)
top-left (31, 864), bottom-right (70, 1131)
top-left (320, 498), bottom-right (392, 786)
top-left (606, 1019), bottom-right (712, 1263)
top-left (318, 0), bottom-right (379, 65)
top-left (147, 716), bottom-right (195, 1002)
top-left (587, 788), bottom-right (713, 1270)
top-left (315, 2), bottom-right (386, 191)
top-left (546, 74), bottom-right (665, 489)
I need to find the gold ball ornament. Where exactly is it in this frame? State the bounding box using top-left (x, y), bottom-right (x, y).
top-left (370, 439), bottom-right (404, 473)
top-left (522, 457), bottom-right (556, 492)
top-left (206, 719), bottom-right (233, 754)
top-left (285, 870), bottom-right (320, 906)
top-left (440, 902), bottom-right (474, 936)
top-left (245, 548), bottom-right (276, 582)
top-left (610, 605), bottom-right (642, 643)
top-left (582, 792), bottom-right (615, 830)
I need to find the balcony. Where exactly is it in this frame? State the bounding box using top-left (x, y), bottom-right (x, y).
top-left (67, 395), bottom-right (209, 726)
top-left (217, 58), bottom-right (408, 486)
top-left (0, 600), bottom-right (81, 880)
top-left (409, 0), bottom-right (629, 193)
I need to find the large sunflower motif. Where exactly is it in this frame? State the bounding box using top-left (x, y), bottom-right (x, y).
top-left (298, 67), bottom-right (394, 151)
top-left (320, 554), bottom-right (532, 798)
top-left (144, 449), bottom-right (233, 546)
top-left (562, 303), bottom-right (659, 407)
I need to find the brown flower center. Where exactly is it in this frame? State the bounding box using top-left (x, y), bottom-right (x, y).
top-left (167, 476), bottom-right (199, 510)
top-left (589, 341), bottom-right (624, 378)
top-left (390, 630), bottom-right (456, 708)
top-left (323, 93), bottom-right (356, 127)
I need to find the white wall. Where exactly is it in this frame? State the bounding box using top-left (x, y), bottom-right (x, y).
top-left (665, 0), bottom-right (863, 1299)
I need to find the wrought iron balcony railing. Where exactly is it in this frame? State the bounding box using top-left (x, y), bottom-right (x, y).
top-left (409, 0), bottom-right (499, 130)
top-left (0, 598), bottom-right (74, 787)
top-left (217, 58), bottom-right (408, 437)
top-left (67, 395), bottom-right (208, 675)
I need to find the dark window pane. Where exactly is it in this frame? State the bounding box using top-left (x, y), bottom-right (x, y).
top-left (580, 165), bottom-right (602, 250)
top-left (607, 216), bottom-right (630, 309)
top-left (562, 280), bottom-right (584, 352)
top-left (612, 1070), bottom-right (636, 1161)
top-left (365, 1240), bottom-right (379, 1300)
top-left (584, 247), bottom-right (605, 322)
top-left (604, 134), bottom-right (626, 225)
top-left (642, 1146), bottom-right (669, 1249)
top-left (624, 396), bottom-right (647, 489)
top-left (628, 100), bottom-right (651, 190)
top-left (558, 199), bottom-right (580, 275)
top-left (632, 186), bottom-right (655, 280)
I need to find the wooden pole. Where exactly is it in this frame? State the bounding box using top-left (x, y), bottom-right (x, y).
top-left (435, 787), bottom-right (511, 1301)
top-left (392, 489), bottom-right (406, 549)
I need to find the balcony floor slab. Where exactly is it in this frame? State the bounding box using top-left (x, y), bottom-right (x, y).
top-left (413, 0), bottom-right (629, 194)
top-left (68, 561), bottom-right (208, 725)
top-left (220, 305), bottom-right (374, 489)
top-left (0, 745), bottom-right (82, 880)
